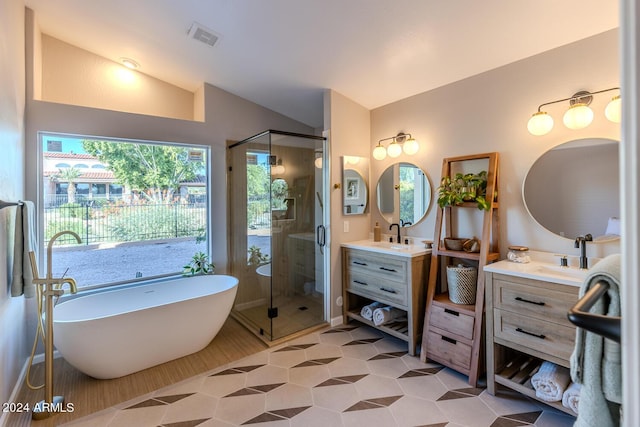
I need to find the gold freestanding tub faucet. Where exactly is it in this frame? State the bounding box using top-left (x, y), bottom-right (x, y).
top-left (30, 230), bottom-right (81, 420)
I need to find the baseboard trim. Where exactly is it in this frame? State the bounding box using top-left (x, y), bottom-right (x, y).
top-left (0, 351), bottom-right (62, 427)
top-left (330, 315), bottom-right (343, 327)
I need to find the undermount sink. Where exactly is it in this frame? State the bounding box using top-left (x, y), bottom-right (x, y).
top-left (370, 242), bottom-right (409, 250)
top-left (341, 239), bottom-right (431, 258)
top-left (535, 264), bottom-right (589, 280)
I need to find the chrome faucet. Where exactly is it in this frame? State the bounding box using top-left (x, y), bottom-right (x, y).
top-left (389, 223), bottom-right (401, 243)
top-left (574, 234), bottom-right (593, 269)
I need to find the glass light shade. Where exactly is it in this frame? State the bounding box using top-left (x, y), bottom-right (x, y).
top-left (403, 138), bottom-right (419, 155)
top-left (527, 111), bottom-right (554, 136)
top-left (373, 144), bottom-right (387, 160)
top-left (605, 95), bottom-right (621, 123)
top-left (387, 142), bottom-right (402, 158)
top-left (563, 104), bottom-right (594, 129)
top-left (314, 157), bottom-right (323, 168)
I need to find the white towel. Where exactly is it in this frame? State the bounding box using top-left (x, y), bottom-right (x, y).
top-left (531, 361), bottom-right (571, 402)
top-left (372, 306), bottom-right (405, 326)
top-left (10, 201), bottom-right (38, 298)
top-left (360, 301), bottom-right (384, 320)
top-left (562, 382), bottom-right (581, 414)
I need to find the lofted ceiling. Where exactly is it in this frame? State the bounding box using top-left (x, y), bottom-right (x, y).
top-left (24, 0), bottom-right (618, 128)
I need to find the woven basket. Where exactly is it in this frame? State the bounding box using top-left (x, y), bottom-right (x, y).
top-left (446, 264), bottom-right (477, 304)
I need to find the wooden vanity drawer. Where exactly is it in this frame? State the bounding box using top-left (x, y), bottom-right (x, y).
top-left (426, 330), bottom-right (472, 371)
top-left (493, 309), bottom-right (576, 361)
top-left (429, 305), bottom-right (475, 340)
top-left (346, 271), bottom-right (407, 307)
top-left (347, 250), bottom-right (407, 283)
top-left (493, 279), bottom-right (578, 327)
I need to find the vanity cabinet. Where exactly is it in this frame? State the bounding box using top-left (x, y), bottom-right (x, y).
top-left (485, 270), bottom-right (579, 415)
top-left (342, 245), bottom-right (429, 355)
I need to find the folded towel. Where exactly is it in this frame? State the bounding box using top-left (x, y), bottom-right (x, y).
top-left (11, 201), bottom-right (38, 298)
top-left (360, 301), bottom-right (384, 320)
top-left (562, 382), bottom-right (581, 414)
top-left (531, 361), bottom-right (571, 402)
top-left (570, 254), bottom-right (621, 427)
top-left (372, 306), bottom-right (404, 326)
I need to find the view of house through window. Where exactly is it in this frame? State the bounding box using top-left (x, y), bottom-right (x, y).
top-left (41, 133), bottom-right (210, 289)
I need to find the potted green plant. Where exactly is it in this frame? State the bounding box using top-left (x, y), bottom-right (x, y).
top-left (437, 171), bottom-right (489, 210)
top-left (183, 251), bottom-right (215, 276)
top-left (248, 245), bottom-right (270, 267)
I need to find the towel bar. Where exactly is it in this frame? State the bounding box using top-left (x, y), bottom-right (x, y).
top-left (0, 200), bottom-right (24, 210)
top-left (568, 280), bottom-right (621, 343)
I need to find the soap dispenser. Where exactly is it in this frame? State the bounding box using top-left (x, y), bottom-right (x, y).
top-left (373, 222), bottom-right (381, 242)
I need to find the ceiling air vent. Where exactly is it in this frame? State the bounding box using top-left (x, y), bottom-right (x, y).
top-left (188, 22), bottom-right (221, 47)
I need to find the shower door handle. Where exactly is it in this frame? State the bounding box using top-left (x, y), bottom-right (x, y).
top-left (316, 225), bottom-right (326, 247)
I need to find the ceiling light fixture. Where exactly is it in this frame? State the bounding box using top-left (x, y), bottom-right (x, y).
top-left (527, 87), bottom-right (620, 136)
top-left (373, 132), bottom-right (419, 160)
top-left (120, 57), bottom-right (140, 70)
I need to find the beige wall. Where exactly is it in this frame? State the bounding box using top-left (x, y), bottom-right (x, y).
top-left (324, 90), bottom-right (371, 320)
top-left (0, 0), bottom-right (28, 415)
top-left (371, 29), bottom-right (621, 260)
top-left (41, 35), bottom-right (197, 121)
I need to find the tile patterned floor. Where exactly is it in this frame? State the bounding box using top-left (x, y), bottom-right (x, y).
top-left (62, 325), bottom-right (576, 427)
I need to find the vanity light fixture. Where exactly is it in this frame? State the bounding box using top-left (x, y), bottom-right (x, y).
top-left (527, 87), bottom-right (620, 136)
top-left (373, 132), bottom-right (419, 160)
top-left (314, 150), bottom-right (323, 169)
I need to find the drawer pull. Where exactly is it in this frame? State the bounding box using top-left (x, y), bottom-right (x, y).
top-left (441, 336), bottom-right (457, 345)
top-left (353, 261), bottom-right (368, 266)
top-left (444, 308), bottom-right (460, 316)
top-left (380, 287), bottom-right (397, 294)
top-left (515, 296), bottom-right (545, 306)
top-left (353, 280), bottom-right (368, 286)
top-left (379, 267), bottom-right (398, 272)
top-left (515, 327), bottom-right (546, 340)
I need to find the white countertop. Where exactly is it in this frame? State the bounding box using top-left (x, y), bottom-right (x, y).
top-left (484, 259), bottom-right (588, 287)
top-left (341, 239), bottom-right (431, 258)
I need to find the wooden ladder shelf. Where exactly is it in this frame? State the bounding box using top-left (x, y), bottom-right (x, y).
top-left (420, 152), bottom-right (499, 386)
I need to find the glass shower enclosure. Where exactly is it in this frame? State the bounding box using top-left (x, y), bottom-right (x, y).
top-left (228, 130), bottom-right (327, 342)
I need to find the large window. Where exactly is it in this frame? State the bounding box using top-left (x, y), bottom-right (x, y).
top-left (41, 133), bottom-right (210, 290)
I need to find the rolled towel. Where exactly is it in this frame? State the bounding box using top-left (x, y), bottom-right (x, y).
top-left (531, 361), bottom-right (571, 402)
top-left (360, 301), bottom-right (384, 320)
top-left (562, 382), bottom-right (581, 415)
top-left (372, 306), bottom-right (404, 326)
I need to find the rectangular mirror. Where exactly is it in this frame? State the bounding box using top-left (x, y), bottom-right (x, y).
top-left (342, 156), bottom-right (369, 215)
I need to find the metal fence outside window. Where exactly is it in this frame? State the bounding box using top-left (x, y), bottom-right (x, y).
top-left (45, 202), bottom-right (207, 245)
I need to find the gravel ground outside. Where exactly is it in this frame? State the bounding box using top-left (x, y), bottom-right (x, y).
top-left (51, 235), bottom-right (271, 289)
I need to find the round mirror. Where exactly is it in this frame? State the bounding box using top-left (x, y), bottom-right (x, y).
top-left (376, 162), bottom-right (431, 226)
top-left (523, 138), bottom-right (620, 241)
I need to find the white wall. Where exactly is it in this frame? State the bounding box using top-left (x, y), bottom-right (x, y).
top-left (324, 90), bottom-right (371, 320)
top-left (40, 35), bottom-right (196, 121)
top-left (0, 0), bottom-right (28, 417)
top-left (371, 29), bottom-right (621, 260)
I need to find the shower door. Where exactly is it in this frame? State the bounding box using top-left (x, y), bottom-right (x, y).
top-left (228, 130), bottom-right (327, 342)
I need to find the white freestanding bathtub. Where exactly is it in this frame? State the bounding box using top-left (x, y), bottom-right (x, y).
top-left (53, 274), bottom-right (238, 379)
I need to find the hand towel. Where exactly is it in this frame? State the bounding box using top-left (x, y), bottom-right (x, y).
top-left (372, 306), bottom-right (405, 326)
top-left (530, 361), bottom-right (571, 402)
top-left (10, 201), bottom-right (38, 298)
top-left (570, 254), bottom-right (621, 427)
top-left (360, 301), bottom-right (384, 320)
top-left (562, 382), bottom-right (581, 415)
